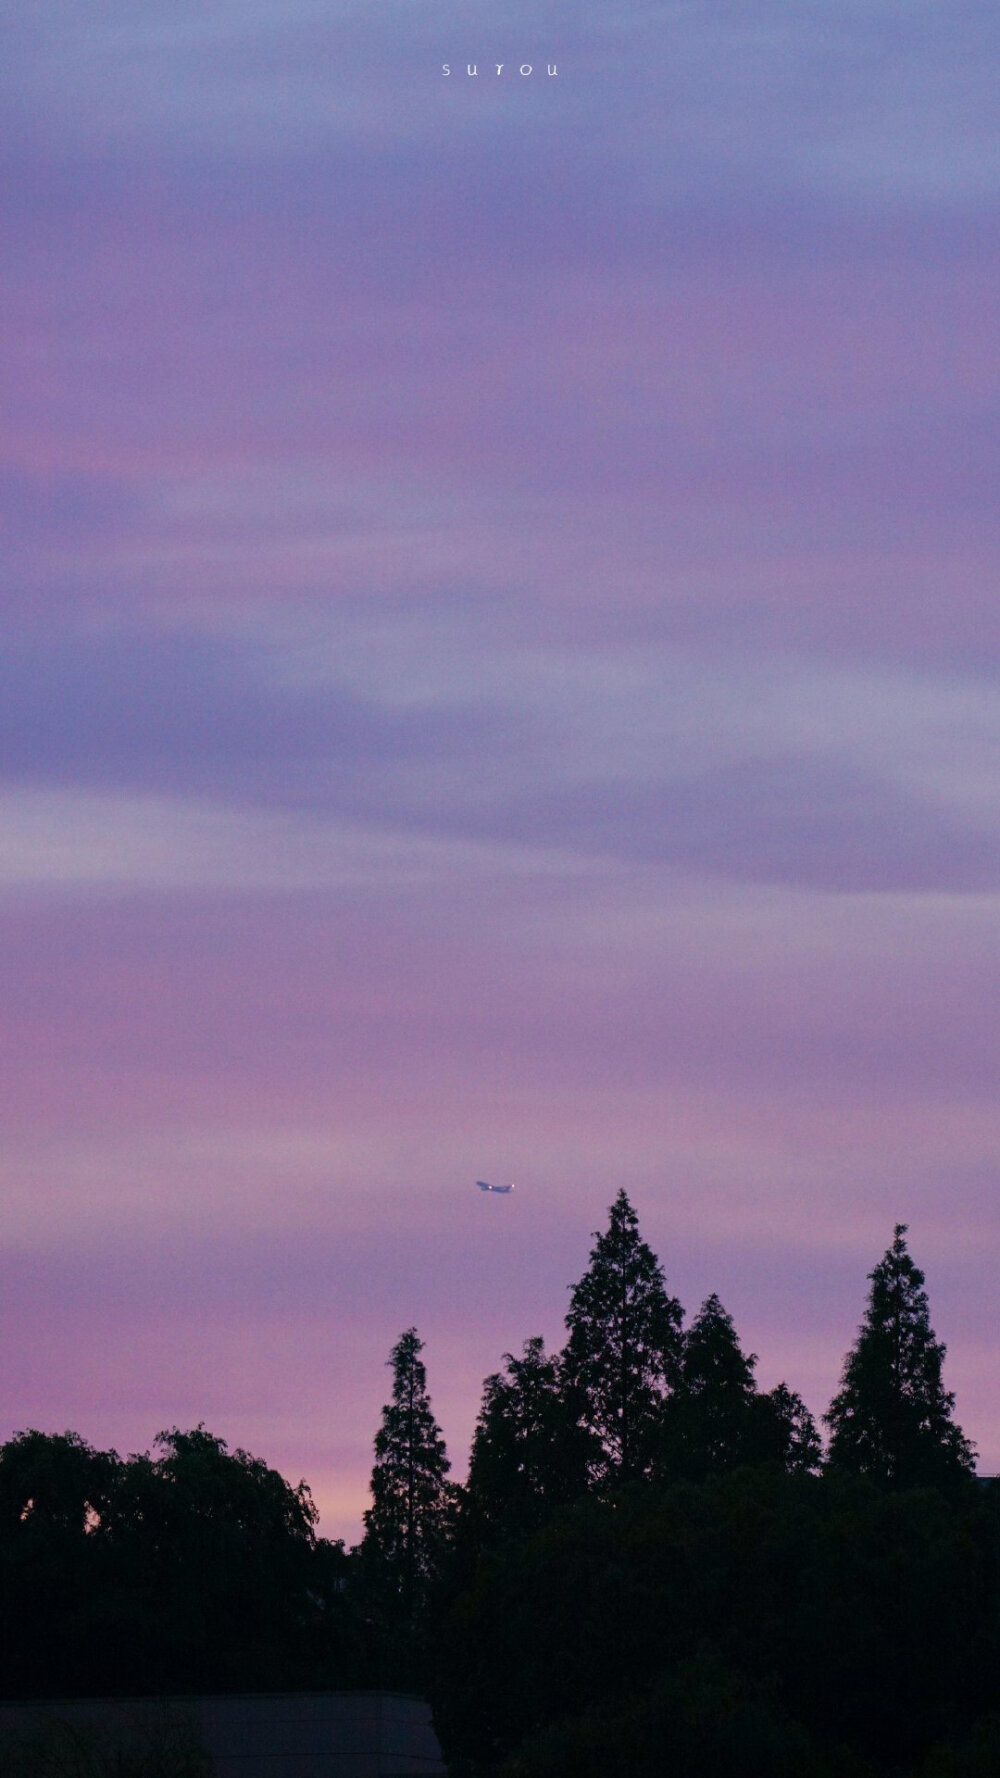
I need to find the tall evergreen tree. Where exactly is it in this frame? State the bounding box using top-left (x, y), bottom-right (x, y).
top-left (360, 1327), bottom-right (450, 1635)
top-left (661, 1293), bottom-right (758, 1479)
top-left (825, 1224), bottom-right (975, 1486)
top-left (562, 1190), bottom-right (683, 1483)
top-left (464, 1337), bottom-right (593, 1541)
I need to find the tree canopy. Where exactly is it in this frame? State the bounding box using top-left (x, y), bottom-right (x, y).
top-left (0, 1426), bottom-right (358, 1699)
top-left (434, 1469), bottom-right (1000, 1778)
top-left (2, 1200), bottom-right (993, 1778)
top-left (464, 1337), bottom-right (593, 1544)
top-left (826, 1225), bottom-right (975, 1487)
top-left (661, 1293), bottom-right (759, 1480)
top-left (562, 1189), bottom-right (684, 1483)
top-left (359, 1326), bottom-right (451, 1653)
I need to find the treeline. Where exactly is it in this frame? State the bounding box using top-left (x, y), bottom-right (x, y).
top-left (363, 1198), bottom-right (993, 1777)
top-left (2, 1198), bottom-right (997, 1778)
top-left (0, 1425), bottom-right (365, 1699)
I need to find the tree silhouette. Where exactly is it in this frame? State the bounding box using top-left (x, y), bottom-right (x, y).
top-left (563, 1190), bottom-right (683, 1483)
top-left (749, 1381), bottom-right (823, 1475)
top-left (0, 1426), bottom-right (357, 1698)
top-left (0, 1428), bottom-right (120, 1536)
top-left (662, 1293), bottom-right (758, 1479)
top-left (464, 1337), bottom-right (593, 1541)
top-left (825, 1224), bottom-right (975, 1486)
top-left (361, 1327), bottom-right (450, 1639)
top-left (433, 1468), bottom-right (1000, 1778)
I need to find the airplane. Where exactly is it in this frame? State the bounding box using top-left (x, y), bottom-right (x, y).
top-left (477, 1180), bottom-right (515, 1194)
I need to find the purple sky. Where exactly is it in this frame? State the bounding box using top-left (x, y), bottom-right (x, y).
top-left (2, 2), bottom-right (999, 1537)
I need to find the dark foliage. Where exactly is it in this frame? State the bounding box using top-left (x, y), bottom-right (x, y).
top-left (747, 1380), bottom-right (824, 1475)
top-left (496, 1655), bottom-right (874, 1778)
top-left (917, 1713), bottom-right (1000, 1776)
top-left (827, 1226), bottom-right (975, 1487)
top-left (0, 1426), bottom-right (363, 1699)
top-left (433, 1470), bottom-right (1000, 1778)
top-left (660, 1292), bottom-right (757, 1479)
top-left (462, 1338), bottom-right (594, 1550)
top-left (1, 1707), bottom-right (213, 1777)
top-left (562, 1190), bottom-right (683, 1484)
top-left (356, 1326), bottom-right (451, 1683)
top-left (1, 1203), bottom-right (990, 1778)
top-left (659, 1297), bottom-right (823, 1480)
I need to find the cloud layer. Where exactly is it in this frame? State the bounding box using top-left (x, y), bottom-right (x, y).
top-left (2, 1), bottom-right (998, 1532)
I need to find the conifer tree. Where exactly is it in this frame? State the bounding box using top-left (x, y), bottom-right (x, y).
top-left (361, 1327), bottom-right (450, 1633)
top-left (562, 1189), bottom-right (683, 1483)
top-left (749, 1381), bottom-right (823, 1475)
top-left (825, 1224), bottom-right (975, 1486)
top-left (659, 1298), bottom-right (822, 1480)
top-left (464, 1337), bottom-right (592, 1539)
top-left (662, 1293), bottom-right (758, 1479)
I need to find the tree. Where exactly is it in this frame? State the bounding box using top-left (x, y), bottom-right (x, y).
top-left (661, 1293), bottom-right (759, 1480)
top-left (360, 1327), bottom-right (450, 1638)
top-left (562, 1190), bottom-right (683, 1484)
top-left (825, 1225), bottom-right (975, 1487)
top-left (435, 1469), bottom-right (1000, 1778)
top-left (0, 1431), bottom-right (123, 1698)
top-left (0, 1428), bottom-right (120, 1535)
top-left (659, 1300), bottom-right (822, 1480)
top-left (0, 1425), bottom-right (359, 1698)
top-left (135, 1424), bottom-right (319, 1541)
top-left (104, 1425), bottom-right (340, 1692)
top-left (464, 1337), bottom-right (593, 1542)
top-left (749, 1382), bottom-right (823, 1476)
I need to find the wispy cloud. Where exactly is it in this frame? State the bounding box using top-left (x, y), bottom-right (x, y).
top-left (2, 0), bottom-right (998, 1534)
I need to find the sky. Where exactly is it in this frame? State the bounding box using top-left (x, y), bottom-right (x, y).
top-left (2, 0), bottom-right (998, 1539)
